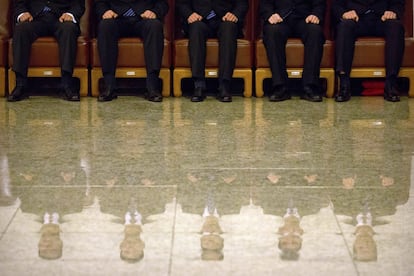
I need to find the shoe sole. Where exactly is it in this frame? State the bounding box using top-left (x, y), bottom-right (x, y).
top-left (269, 96), bottom-right (291, 102)
top-left (301, 97), bottom-right (323, 102)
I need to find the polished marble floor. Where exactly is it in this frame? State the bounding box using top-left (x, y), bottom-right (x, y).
top-left (0, 94), bottom-right (413, 276)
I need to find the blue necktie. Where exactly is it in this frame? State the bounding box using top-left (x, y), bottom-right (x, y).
top-left (43, 6), bottom-right (51, 12)
top-left (206, 10), bottom-right (216, 20)
top-left (123, 8), bottom-right (136, 17)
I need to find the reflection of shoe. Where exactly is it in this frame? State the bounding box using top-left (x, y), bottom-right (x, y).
top-left (301, 85), bottom-right (323, 102)
top-left (98, 86), bottom-right (117, 102)
top-left (191, 87), bottom-right (206, 102)
top-left (145, 90), bottom-right (163, 102)
top-left (384, 84), bottom-right (400, 102)
top-left (217, 88), bottom-right (232, 102)
top-left (61, 86), bottom-right (80, 101)
top-left (269, 85), bottom-right (290, 102)
top-left (7, 86), bottom-right (29, 102)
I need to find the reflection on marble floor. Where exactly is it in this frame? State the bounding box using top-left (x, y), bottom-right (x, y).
top-left (0, 96), bottom-right (413, 275)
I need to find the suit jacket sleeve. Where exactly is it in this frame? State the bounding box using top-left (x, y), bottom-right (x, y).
top-left (66, 0), bottom-right (86, 23)
top-left (331, 0), bottom-right (347, 21)
top-left (231, 0), bottom-right (249, 22)
top-left (389, 0), bottom-right (405, 20)
top-left (259, 0), bottom-right (276, 22)
top-left (146, 0), bottom-right (169, 20)
top-left (176, 0), bottom-right (194, 20)
top-left (14, 0), bottom-right (29, 20)
top-left (311, 0), bottom-right (326, 22)
top-left (94, 0), bottom-right (108, 18)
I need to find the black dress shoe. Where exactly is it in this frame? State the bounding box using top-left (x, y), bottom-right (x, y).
top-left (145, 90), bottom-right (163, 102)
top-left (98, 87), bottom-right (117, 102)
top-left (269, 85), bottom-right (290, 102)
top-left (191, 87), bottom-right (206, 102)
top-left (217, 88), bottom-right (232, 102)
top-left (301, 85), bottom-right (323, 102)
top-left (335, 85), bottom-right (351, 102)
top-left (384, 85), bottom-right (400, 102)
top-left (61, 86), bottom-right (80, 101)
top-left (7, 86), bottom-right (29, 102)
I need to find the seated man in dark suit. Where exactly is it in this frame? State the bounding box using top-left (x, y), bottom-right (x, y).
top-left (176, 0), bottom-right (248, 102)
top-left (8, 0), bottom-right (85, 102)
top-left (260, 0), bottom-right (326, 102)
top-left (332, 0), bottom-right (405, 102)
top-left (94, 0), bottom-right (169, 102)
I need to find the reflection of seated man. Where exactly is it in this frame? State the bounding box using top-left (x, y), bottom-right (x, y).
top-left (38, 212), bottom-right (63, 260)
top-left (353, 212), bottom-right (377, 262)
top-left (200, 206), bottom-right (224, 261)
top-left (277, 207), bottom-right (303, 260)
top-left (120, 210), bottom-right (145, 263)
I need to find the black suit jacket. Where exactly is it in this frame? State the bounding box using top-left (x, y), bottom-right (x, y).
top-left (14, 0), bottom-right (85, 23)
top-left (95, 0), bottom-right (169, 21)
top-left (332, 0), bottom-right (405, 23)
top-left (176, 0), bottom-right (249, 26)
top-left (260, 0), bottom-right (326, 24)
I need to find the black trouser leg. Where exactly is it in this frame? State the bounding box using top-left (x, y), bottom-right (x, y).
top-left (217, 21), bottom-right (238, 88)
top-left (334, 20), bottom-right (357, 76)
top-left (139, 19), bottom-right (164, 91)
top-left (297, 22), bottom-right (325, 86)
top-left (188, 21), bottom-right (209, 86)
top-left (263, 23), bottom-right (290, 87)
top-left (97, 19), bottom-right (120, 88)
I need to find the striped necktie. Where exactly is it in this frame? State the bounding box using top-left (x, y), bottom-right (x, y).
top-left (123, 8), bottom-right (136, 17)
top-left (43, 6), bottom-right (51, 12)
top-left (206, 10), bottom-right (216, 20)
